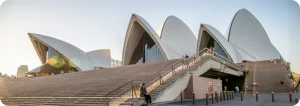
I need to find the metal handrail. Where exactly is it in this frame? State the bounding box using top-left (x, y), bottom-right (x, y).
top-left (104, 48), bottom-right (243, 105)
top-left (143, 59), bottom-right (183, 86)
top-left (209, 51), bottom-right (242, 70)
top-left (105, 80), bottom-right (131, 104)
top-left (143, 48), bottom-right (210, 87)
top-left (104, 50), bottom-right (203, 105)
top-left (105, 81), bottom-right (132, 97)
top-left (104, 58), bottom-right (185, 105)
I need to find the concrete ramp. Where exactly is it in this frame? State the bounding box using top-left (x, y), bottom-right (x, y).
top-left (153, 71), bottom-right (191, 103)
top-left (244, 60), bottom-right (293, 93)
top-left (192, 57), bottom-right (243, 77)
top-left (153, 55), bottom-right (243, 103)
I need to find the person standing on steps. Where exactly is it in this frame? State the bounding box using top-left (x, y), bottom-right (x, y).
top-left (185, 54), bottom-right (189, 59)
top-left (280, 80), bottom-right (284, 85)
top-left (208, 47), bottom-right (212, 55)
top-left (140, 83), bottom-right (152, 105)
top-left (235, 86), bottom-right (240, 96)
top-left (253, 82), bottom-right (257, 86)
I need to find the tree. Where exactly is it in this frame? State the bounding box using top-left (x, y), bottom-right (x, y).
top-left (286, 62), bottom-right (291, 71)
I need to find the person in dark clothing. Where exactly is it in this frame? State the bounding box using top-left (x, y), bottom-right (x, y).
top-left (140, 83), bottom-right (152, 104)
top-left (185, 54), bottom-right (189, 58)
top-left (280, 80), bottom-right (284, 85)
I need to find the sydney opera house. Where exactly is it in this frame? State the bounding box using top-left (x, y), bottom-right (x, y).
top-left (23, 9), bottom-right (283, 75)
top-left (26, 33), bottom-right (116, 76)
top-left (25, 9), bottom-right (283, 76)
top-left (0, 9), bottom-right (298, 106)
top-left (123, 9), bottom-right (281, 65)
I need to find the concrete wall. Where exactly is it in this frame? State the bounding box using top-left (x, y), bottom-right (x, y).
top-left (184, 77), bottom-right (222, 99)
top-left (243, 61), bottom-right (293, 93)
top-left (193, 58), bottom-right (243, 77)
top-left (154, 57), bottom-right (241, 103)
top-left (153, 71), bottom-right (192, 103)
top-left (184, 76), bottom-right (194, 99)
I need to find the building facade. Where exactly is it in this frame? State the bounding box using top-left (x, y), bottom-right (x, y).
top-left (27, 33), bottom-right (112, 76)
top-left (17, 65), bottom-right (28, 78)
top-left (123, 9), bottom-right (282, 65)
top-left (26, 9), bottom-right (284, 77)
top-left (122, 15), bottom-right (197, 65)
top-left (227, 9), bottom-right (281, 61)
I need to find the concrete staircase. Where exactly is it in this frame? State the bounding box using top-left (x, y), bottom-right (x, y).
top-left (118, 64), bottom-right (193, 106)
top-left (109, 49), bottom-right (243, 105)
top-left (0, 59), bottom-right (178, 106)
top-left (1, 97), bottom-right (108, 106)
top-left (244, 60), bottom-right (293, 93)
top-left (0, 48), bottom-right (243, 106)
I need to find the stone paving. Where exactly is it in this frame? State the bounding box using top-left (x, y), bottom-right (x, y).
top-left (155, 93), bottom-right (300, 106)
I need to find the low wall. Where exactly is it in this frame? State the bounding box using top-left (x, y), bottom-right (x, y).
top-left (0, 78), bottom-right (9, 97)
top-left (184, 77), bottom-right (222, 99)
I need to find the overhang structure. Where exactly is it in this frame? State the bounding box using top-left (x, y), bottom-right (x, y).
top-left (227, 9), bottom-right (282, 61)
top-left (122, 14), bottom-right (197, 65)
top-left (28, 33), bottom-right (112, 75)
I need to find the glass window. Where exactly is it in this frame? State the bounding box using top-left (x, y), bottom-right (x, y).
top-left (205, 36), bottom-right (229, 59)
top-left (129, 32), bottom-right (165, 64)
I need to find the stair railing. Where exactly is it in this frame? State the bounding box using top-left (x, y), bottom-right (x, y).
top-left (209, 51), bottom-right (242, 71)
top-left (104, 48), bottom-right (208, 105)
top-left (104, 59), bottom-right (184, 105)
top-left (105, 48), bottom-right (243, 105)
top-left (143, 48), bottom-right (210, 89)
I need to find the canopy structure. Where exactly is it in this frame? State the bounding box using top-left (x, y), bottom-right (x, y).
top-left (28, 33), bottom-right (112, 75)
top-left (227, 9), bottom-right (281, 61)
top-left (122, 14), bottom-right (196, 65)
top-left (123, 9), bottom-right (282, 65)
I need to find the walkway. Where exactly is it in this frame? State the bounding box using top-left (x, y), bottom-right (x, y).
top-left (156, 93), bottom-right (300, 106)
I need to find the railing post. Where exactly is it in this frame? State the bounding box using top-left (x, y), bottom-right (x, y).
top-left (241, 92), bottom-right (243, 101)
top-left (211, 92), bottom-right (214, 104)
top-left (171, 65), bottom-right (174, 76)
top-left (229, 91), bottom-right (231, 100)
top-left (220, 91), bottom-right (223, 102)
top-left (230, 91), bottom-right (233, 100)
top-left (215, 92), bottom-right (218, 103)
top-left (193, 92), bottom-right (195, 104)
top-left (134, 84), bottom-right (137, 97)
top-left (230, 91), bottom-right (232, 100)
top-left (272, 92), bottom-right (274, 102)
top-left (232, 91), bottom-right (234, 99)
top-left (185, 60), bottom-right (187, 69)
top-left (256, 92), bottom-right (258, 102)
top-left (181, 91), bottom-right (183, 103)
top-left (227, 91), bottom-right (230, 100)
top-left (182, 59), bottom-right (184, 69)
top-left (289, 92), bottom-right (292, 102)
top-left (206, 92), bottom-right (209, 105)
top-left (223, 91), bottom-right (226, 101)
top-left (194, 56), bottom-right (196, 64)
top-left (161, 74), bottom-right (164, 84)
top-left (159, 73), bottom-right (162, 85)
top-left (132, 81), bottom-right (133, 98)
top-left (106, 96), bottom-right (109, 106)
top-left (225, 91), bottom-right (227, 101)
top-left (187, 61), bottom-right (189, 69)
top-left (228, 91), bottom-right (232, 100)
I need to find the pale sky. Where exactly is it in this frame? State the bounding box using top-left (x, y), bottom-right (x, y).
top-left (0, 0), bottom-right (299, 75)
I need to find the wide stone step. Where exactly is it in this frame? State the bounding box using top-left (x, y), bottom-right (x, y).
top-left (1, 97), bottom-right (113, 106)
